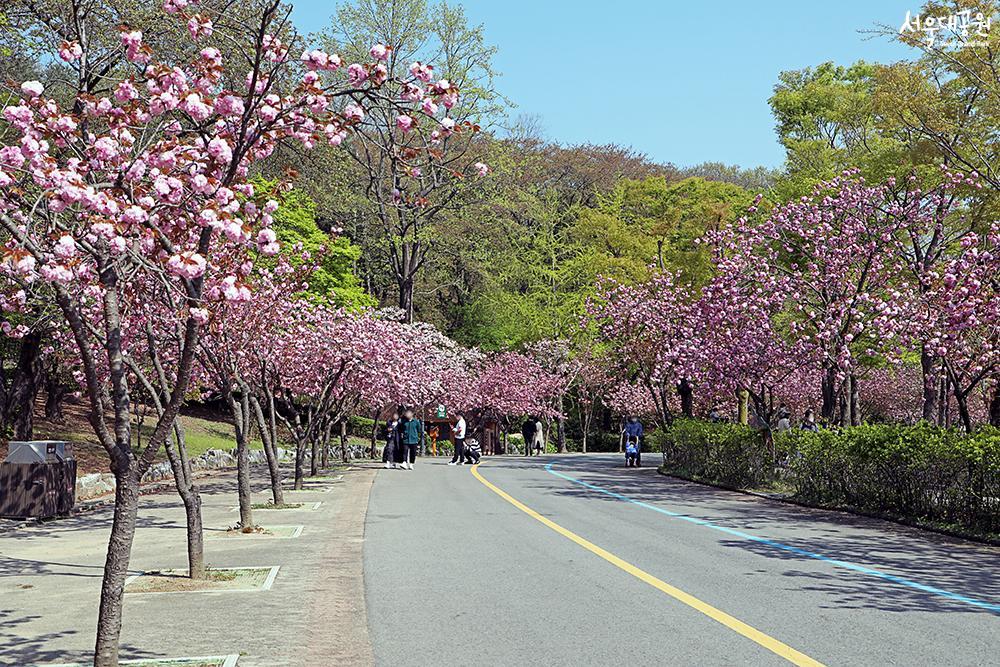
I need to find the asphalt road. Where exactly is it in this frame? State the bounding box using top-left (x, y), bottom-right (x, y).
top-left (364, 454), bottom-right (1000, 666)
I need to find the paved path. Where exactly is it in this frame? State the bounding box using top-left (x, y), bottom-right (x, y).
top-left (365, 454), bottom-right (1000, 666)
top-left (0, 464), bottom-right (377, 667)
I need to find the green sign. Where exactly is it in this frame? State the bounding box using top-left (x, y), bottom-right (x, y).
top-left (435, 404), bottom-right (446, 419)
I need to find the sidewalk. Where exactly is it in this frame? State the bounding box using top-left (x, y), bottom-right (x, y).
top-left (0, 462), bottom-right (378, 667)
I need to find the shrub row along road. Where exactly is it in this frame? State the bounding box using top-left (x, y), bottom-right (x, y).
top-left (364, 454), bottom-right (999, 666)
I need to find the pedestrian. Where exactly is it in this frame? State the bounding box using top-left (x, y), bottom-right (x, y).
top-left (382, 409), bottom-right (400, 469)
top-left (463, 438), bottom-right (481, 464)
top-left (777, 402), bottom-right (790, 421)
top-left (396, 407), bottom-right (423, 470)
top-left (800, 409), bottom-right (819, 432)
top-left (708, 406), bottom-right (723, 423)
top-left (448, 410), bottom-right (467, 465)
top-left (622, 415), bottom-right (643, 467)
top-left (776, 413), bottom-right (792, 432)
top-left (532, 417), bottom-right (544, 455)
top-left (521, 417), bottom-right (535, 456)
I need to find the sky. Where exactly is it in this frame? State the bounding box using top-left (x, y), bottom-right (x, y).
top-left (289, 1), bottom-right (923, 169)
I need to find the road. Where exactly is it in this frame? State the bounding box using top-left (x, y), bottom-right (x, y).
top-left (364, 454), bottom-right (1000, 666)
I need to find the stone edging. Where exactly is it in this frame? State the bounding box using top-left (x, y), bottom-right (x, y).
top-left (76, 443), bottom-right (368, 500)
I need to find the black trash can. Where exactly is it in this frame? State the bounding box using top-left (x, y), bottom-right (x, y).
top-left (0, 441), bottom-right (77, 519)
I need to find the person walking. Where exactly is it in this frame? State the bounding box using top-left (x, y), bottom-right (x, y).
top-left (532, 418), bottom-right (544, 455)
top-left (396, 408), bottom-right (423, 470)
top-left (382, 410), bottom-right (401, 469)
top-left (521, 417), bottom-right (536, 456)
top-left (623, 415), bottom-right (643, 467)
top-left (448, 411), bottom-right (467, 465)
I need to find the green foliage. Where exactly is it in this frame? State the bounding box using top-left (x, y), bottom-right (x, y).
top-left (769, 60), bottom-right (918, 199)
top-left (653, 420), bottom-right (1000, 535)
top-left (453, 175), bottom-right (752, 349)
top-left (255, 179), bottom-right (374, 310)
top-left (347, 414), bottom-right (376, 437)
top-left (653, 419), bottom-right (773, 488)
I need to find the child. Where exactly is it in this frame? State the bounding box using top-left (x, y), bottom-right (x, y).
top-left (624, 437), bottom-right (640, 467)
top-left (463, 438), bottom-right (482, 464)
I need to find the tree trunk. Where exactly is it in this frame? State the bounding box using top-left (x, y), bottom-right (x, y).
top-left (677, 378), bottom-right (694, 418)
top-left (989, 382), bottom-right (1000, 428)
top-left (556, 394), bottom-right (568, 453)
top-left (737, 388), bottom-right (749, 425)
top-left (310, 429), bottom-right (319, 476)
top-left (7, 330), bottom-right (42, 440)
top-left (162, 422), bottom-right (205, 579)
top-left (93, 470), bottom-right (140, 667)
top-left (294, 438), bottom-right (306, 490)
top-left (821, 364), bottom-right (837, 423)
top-left (369, 408), bottom-right (380, 458)
top-left (321, 426), bottom-right (330, 469)
top-left (398, 276), bottom-right (414, 324)
top-left (228, 391), bottom-right (254, 529)
top-left (921, 348), bottom-right (939, 424)
top-left (250, 395), bottom-right (283, 506)
top-left (339, 419), bottom-right (348, 463)
top-left (44, 371), bottom-right (68, 421)
top-left (849, 373), bottom-right (861, 426)
top-left (838, 382), bottom-right (848, 427)
top-left (955, 391), bottom-right (973, 433)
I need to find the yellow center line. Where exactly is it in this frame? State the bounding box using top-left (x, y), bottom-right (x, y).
top-left (470, 462), bottom-right (825, 667)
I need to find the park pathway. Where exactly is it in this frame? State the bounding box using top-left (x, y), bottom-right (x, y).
top-left (1, 464), bottom-right (378, 666)
top-left (365, 454), bottom-right (1000, 666)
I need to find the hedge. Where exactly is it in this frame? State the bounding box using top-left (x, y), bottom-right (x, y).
top-left (650, 420), bottom-right (1000, 536)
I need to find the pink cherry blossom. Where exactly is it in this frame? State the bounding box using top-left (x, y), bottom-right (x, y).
top-left (20, 81), bottom-right (43, 98)
top-left (395, 114), bottom-right (415, 132)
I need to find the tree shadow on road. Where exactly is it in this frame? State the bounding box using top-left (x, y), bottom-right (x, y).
top-left (502, 454), bottom-right (1000, 617)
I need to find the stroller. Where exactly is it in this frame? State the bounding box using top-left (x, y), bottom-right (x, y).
top-left (624, 436), bottom-right (641, 467)
top-left (464, 438), bottom-right (482, 464)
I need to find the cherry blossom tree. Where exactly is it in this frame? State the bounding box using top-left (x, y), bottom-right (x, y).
top-left (714, 175), bottom-right (920, 424)
top-left (589, 271), bottom-right (699, 425)
top-left (470, 350), bottom-right (563, 453)
top-left (909, 224), bottom-right (1000, 431)
top-left (0, 1), bottom-right (454, 662)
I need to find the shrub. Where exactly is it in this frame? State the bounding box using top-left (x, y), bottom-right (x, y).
top-left (347, 415), bottom-right (376, 438)
top-left (650, 419), bottom-right (1000, 535)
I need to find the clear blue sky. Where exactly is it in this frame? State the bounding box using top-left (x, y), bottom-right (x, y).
top-left (290, 1), bottom-right (920, 169)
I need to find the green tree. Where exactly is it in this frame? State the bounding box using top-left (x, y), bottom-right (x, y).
top-left (257, 182), bottom-right (374, 309)
top-left (769, 60), bottom-right (918, 198)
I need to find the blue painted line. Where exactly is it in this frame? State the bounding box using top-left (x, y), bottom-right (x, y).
top-left (544, 460), bottom-right (1000, 614)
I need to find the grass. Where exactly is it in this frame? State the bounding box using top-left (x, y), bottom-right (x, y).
top-left (125, 567), bottom-right (272, 593)
top-left (251, 502), bottom-right (303, 510)
top-left (20, 396), bottom-right (372, 474)
top-left (27, 402), bottom-right (272, 473)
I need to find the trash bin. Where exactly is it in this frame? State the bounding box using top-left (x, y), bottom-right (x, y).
top-left (0, 441), bottom-right (77, 519)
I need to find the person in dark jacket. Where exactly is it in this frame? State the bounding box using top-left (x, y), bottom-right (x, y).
top-left (800, 409), bottom-right (819, 432)
top-left (623, 416), bottom-right (643, 467)
top-left (396, 408), bottom-right (423, 470)
top-left (521, 417), bottom-right (536, 456)
top-left (382, 410), bottom-right (401, 469)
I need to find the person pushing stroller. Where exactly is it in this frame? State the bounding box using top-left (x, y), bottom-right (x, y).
top-left (622, 415), bottom-right (643, 467)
